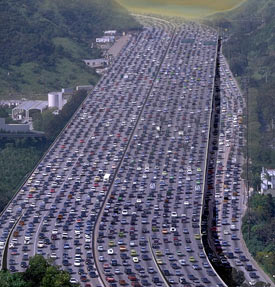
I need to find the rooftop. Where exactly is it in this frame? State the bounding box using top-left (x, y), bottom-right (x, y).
top-left (12, 101), bottom-right (48, 111)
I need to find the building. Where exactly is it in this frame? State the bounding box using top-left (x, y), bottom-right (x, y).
top-left (96, 36), bottom-right (115, 43)
top-left (76, 85), bottom-right (94, 91)
top-left (104, 30), bottom-right (117, 36)
top-left (83, 59), bottom-right (108, 68)
top-left (261, 167), bottom-right (275, 194)
top-left (12, 101), bottom-right (48, 121)
top-left (61, 88), bottom-right (74, 96)
top-left (0, 118), bottom-right (31, 133)
top-left (48, 92), bottom-right (64, 110)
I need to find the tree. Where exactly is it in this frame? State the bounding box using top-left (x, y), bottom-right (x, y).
top-left (41, 267), bottom-right (72, 287)
top-left (232, 268), bottom-right (245, 286)
top-left (23, 255), bottom-right (49, 287)
top-left (0, 271), bottom-right (26, 287)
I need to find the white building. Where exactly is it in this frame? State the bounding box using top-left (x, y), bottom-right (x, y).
top-left (104, 30), bottom-right (117, 36)
top-left (261, 167), bottom-right (275, 193)
top-left (83, 59), bottom-right (108, 68)
top-left (96, 36), bottom-right (115, 43)
top-left (48, 92), bottom-right (64, 110)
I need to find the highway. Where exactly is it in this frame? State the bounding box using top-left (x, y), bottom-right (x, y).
top-left (0, 17), bottom-right (271, 287)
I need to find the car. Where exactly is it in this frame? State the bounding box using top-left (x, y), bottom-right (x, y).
top-left (249, 272), bottom-right (258, 279)
top-left (70, 278), bottom-right (78, 284)
top-left (37, 241), bottom-right (44, 248)
top-left (202, 277), bottom-right (210, 284)
top-left (192, 264), bottom-right (201, 270)
top-left (99, 256), bottom-right (104, 262)
top-left (179, 259), bottom-right (187, 266)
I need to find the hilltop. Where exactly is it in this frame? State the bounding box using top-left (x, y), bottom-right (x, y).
top-left (0, 0), bottom-right (141, 99)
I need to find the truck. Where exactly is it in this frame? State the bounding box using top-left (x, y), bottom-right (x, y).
top-left (103, 173), bottom-right (111, 182)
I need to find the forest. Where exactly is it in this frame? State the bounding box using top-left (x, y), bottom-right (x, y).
top-left (0, 138), bottom-right (47, 212)
top-left (0, 255), bottom-right (78, 287)
top-left (242, 194), bottom-right (275, 278)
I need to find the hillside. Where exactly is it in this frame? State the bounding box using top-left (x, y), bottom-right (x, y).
top-left (0, 0), bottom-right (141, 99)
top-left (208, 0), bottom-right (275, 187)
top-left (207, 0), bottom-right (275, 280)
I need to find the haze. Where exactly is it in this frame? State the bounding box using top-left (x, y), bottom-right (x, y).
top-left (117, 0), bottom-right (246, 18)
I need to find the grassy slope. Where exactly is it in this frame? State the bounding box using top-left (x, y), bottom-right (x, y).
top-left (0, 0), bottom-right (141, 99)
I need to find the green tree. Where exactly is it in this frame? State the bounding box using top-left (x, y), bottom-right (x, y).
top-left (0, 271), bottom-right (26, 287)
top-left (41, 266), bottom-right (72, 287)
top-left (23, 255), bottom-right (49, 287)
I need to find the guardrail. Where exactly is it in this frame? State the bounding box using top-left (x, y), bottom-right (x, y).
top-left (199, 36), bottom-right (228, 287)
top-left (148, 237), bottom-right (170, 287)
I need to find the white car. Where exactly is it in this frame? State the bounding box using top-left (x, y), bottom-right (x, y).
top-left (37, 241), bottom-right (44, 248)
top-left (114, 269), bottom-right (121, 275)
top-left (179, 259), bottom-right (187, 266)
top-left (50, 253), bottom-right (57, 259)
top-left (230, 224), bottom-right (237, 231)
top-left (74, 260), bottom-right (80, 267)
top-left (9, 243), bottom-right (14, 249)
top-left (133, 257), bottom-right (139, 263)
top-left (171, 212), bottom-right (178, 217)
top-left (99, 256), bottom-right (104, 262)
top-left (70, 278), bottom-right (78, 284)
top-left (107, 248), bottom-right (114, 255)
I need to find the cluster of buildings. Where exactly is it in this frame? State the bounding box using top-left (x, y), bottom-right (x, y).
top-left (95, 30), bottom-right (117, 44)
top-left (260, 167), bottom-right (275, 196)
top-left (84, 30), bottom-right (129, 75)
top-left (0, 85), bottom-right (93, 134)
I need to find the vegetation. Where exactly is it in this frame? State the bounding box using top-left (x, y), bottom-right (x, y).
top-left (242, 194), bottom-right (275, 279)
top-left (0, 0), bottom-right (141, 99)
top-left (209, 0), bottom-right (275, 189)
top-left (0, 137), bottom-right (47, 212)
top-left (0, 255), bottom-right (78, 287)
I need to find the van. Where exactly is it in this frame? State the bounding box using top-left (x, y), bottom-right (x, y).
top-left (104, 173), bottom-right (111, 182)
